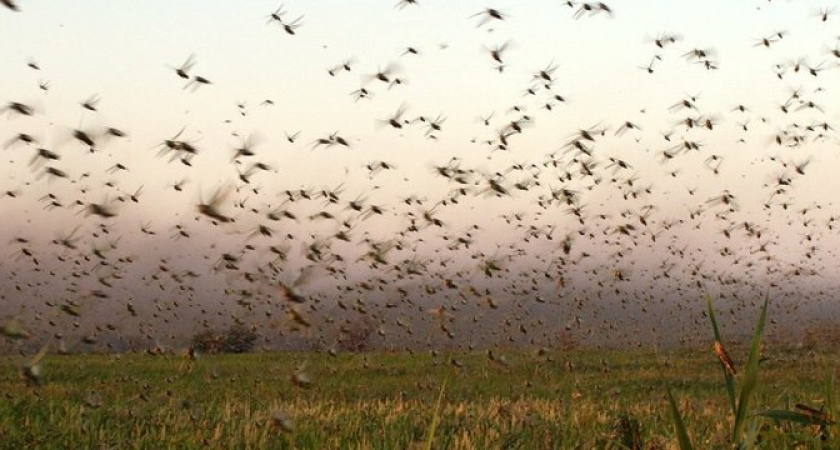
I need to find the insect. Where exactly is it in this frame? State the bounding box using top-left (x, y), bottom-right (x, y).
top-left (713, 340), bottom-right (736, 375)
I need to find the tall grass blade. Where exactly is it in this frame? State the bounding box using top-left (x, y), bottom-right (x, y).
top-left (826, 371), bottom-right (835, 421)
top-left (732, 296), bottom-right (768, 443)
top-left (706, 293), bottom-right (737, 415)
top-left (742, 418), bottom-right (760, 450)
top-left (827, 371), bottom-right (836, 443)
top-left (424, 379), bottom-right (447, 450)
top-left (666, 386), bottom-right (693, 450)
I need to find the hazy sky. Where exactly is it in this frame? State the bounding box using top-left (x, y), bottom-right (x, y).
top-left (2, 0), bottom-right (840, 350)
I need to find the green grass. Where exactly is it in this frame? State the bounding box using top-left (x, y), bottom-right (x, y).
top-left (0, 347), bottom-right (837, 449)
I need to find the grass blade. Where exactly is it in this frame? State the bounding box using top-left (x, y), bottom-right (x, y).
top-left (753, 410), bottom-right (833, 426)
top-left (707, 294), bottom-right (737, 416)
top-left (666, 386), bottom-right (693, 450)
top-left (827, 371), bottom-right (836, 422)
top-left (743, 418), bottom-right (760, 450)
top-left (733, 296), bottom-right (768, 442)
top-left (827, 371), bottom-right (836, 444)
top-left (424, 379), bottom-right (447, 450)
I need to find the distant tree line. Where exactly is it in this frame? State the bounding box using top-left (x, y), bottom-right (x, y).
top-left (190, 325), bottom-right (258, 354)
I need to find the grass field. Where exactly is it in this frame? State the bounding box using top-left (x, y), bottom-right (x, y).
top-left (0, 346), bottom-right (837, 449)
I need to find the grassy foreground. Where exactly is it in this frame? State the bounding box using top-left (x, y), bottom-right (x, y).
top-left (0, 347), bottom-right (837, 449)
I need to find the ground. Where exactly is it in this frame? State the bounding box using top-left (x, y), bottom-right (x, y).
top-left (0, 348), bottom-right (836, 449)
